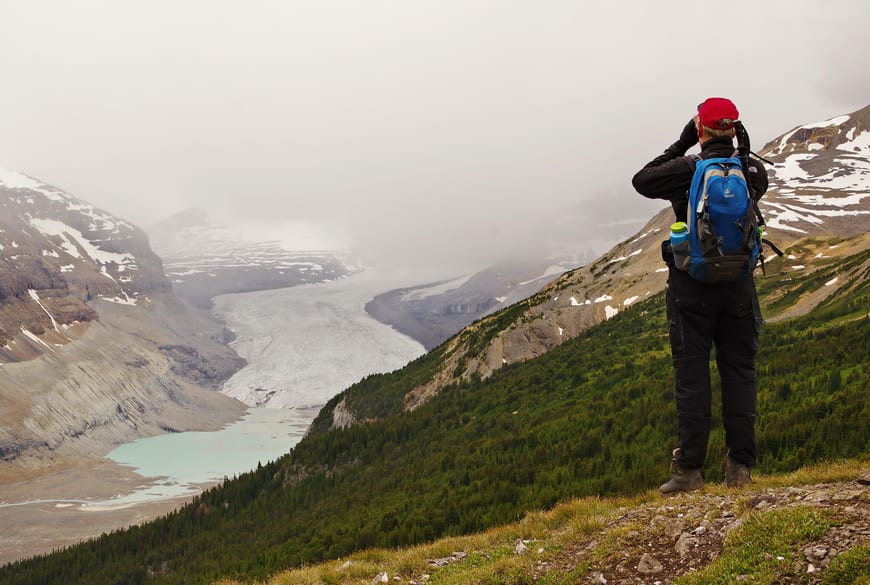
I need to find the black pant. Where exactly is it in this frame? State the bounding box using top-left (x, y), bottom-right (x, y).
top-left (665, 267), bottom-right (761, 469)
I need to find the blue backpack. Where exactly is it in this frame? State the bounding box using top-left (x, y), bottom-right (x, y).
top-left (679, 155), bottom-right (761, 282)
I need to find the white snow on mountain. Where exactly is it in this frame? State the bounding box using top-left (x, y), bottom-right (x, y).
top-left (767, 115), bottom-right (851, 155)
top-left (0, 169), bottom-right (68, 202)
top-left (762, 112), bottom-right (870, 233)
top-left (1, 169), bottom-right (135, 235)
top-left (28, 217), bottom-right (137, 268)
top-left (28, 289), bottom-right (60, 331)
top-left (0, 168), bottom-right (149, 306)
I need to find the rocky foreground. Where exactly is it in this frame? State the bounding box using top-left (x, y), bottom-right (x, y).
top-left (529, 475), bottom-right (870, 584)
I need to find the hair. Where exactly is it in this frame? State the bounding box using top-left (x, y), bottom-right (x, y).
top-left (701, 123), bottom-right (737, 139)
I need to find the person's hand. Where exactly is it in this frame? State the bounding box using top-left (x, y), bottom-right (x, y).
top-left (677, 119), bottom-right (699, 150)
top-left (666, 119), bottom-right (699, 156)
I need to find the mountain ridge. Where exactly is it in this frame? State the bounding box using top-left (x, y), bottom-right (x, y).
top-left (147, 208), bottom-right (357, 309)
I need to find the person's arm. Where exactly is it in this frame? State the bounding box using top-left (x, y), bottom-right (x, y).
top-left (632, 120), bottom-right (698, 201)
top-left (632, 154), bottom-right (694, 201)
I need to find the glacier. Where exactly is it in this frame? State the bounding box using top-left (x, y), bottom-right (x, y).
top-left (213, 269), bottom-right (427, 409)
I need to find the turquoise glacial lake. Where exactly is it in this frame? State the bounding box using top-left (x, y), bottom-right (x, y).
top-left (102, 407), bottom-right (315, 506)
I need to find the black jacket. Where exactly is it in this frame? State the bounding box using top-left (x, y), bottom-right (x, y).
top-left (632, 136), bottom-right (769, 223)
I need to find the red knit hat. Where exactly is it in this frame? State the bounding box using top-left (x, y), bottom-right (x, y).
top-left (698, 97), bottom-right (739, 130)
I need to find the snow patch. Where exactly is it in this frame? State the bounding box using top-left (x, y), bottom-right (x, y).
top-left (101, 292), bottom-right (137, 305)
top-left (623, 296), bottom-right (639, 306)
top-left (594, 294), bottom-right (613, 303)
top-left (629, 227), bottom-right (662, 245)
top-left (825, 277), bottom-right (838, 286)
top-left (604, 305), bottom-right (619, 320)
top-left (28, 217), bottom-right (137, 268)
top-left (20, 327), bottom-right (52, 349)
top-left (608, 249), bottom-right (643, 264)
top-left (28, 289), bottom-right (60, 331)
top-left (770, 115), bottom-right (851, 154)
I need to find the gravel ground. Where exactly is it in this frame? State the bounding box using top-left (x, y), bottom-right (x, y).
top-left (0, 458), bottom-right (214, 566)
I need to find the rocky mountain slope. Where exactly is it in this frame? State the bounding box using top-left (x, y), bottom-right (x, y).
top-left (0, 170), bottom-right (168, 353)
top-left (147, 208), bottom-right (357, 308)
top-left (365, 256), bottom-right (590, 350)
top-left (327, 103), bottom-right (870, 420)
top-left (0, 171), bottom-right (244, 474)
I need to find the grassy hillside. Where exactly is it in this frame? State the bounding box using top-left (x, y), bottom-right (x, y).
top-left (211, 459), bottom-right (869, 585)
top-left (0, 244), bottom-right (867, 585)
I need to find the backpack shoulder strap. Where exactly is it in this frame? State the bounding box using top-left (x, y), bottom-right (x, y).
top-left (682, 153), bottom-right (702, 172)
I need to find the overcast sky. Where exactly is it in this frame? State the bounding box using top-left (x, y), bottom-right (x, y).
top-left (1, 1), bottom-right (868, 275)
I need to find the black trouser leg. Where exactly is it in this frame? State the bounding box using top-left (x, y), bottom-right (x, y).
top-left (673, 357), bottom-right (713, 469)
top-left (667, 269), bottom-right (717, 470)
top-left (715, 277), bottom-right (760, 467)
top-left (717, 356), bottom-right (757, 466)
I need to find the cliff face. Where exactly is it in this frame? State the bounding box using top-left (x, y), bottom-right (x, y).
top-left (0, 170), bottom-right (245, 472)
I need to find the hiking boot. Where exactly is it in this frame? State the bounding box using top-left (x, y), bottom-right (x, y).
top-left (725, 456), bottom-right (752, 488)
top-left (659, 452), bottom-right (704, 494)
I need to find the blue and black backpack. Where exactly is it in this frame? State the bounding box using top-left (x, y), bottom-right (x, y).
top-left (680, 154), bottom-right (761, 283)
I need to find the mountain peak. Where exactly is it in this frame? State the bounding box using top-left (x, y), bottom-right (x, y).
top-left (0, 170), bottom-right (169, 355)
top-left (759, 104), bottom-right (870, 236)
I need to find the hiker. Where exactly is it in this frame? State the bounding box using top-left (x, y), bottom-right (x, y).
top-left (631, 98), bottom-right (769, 493)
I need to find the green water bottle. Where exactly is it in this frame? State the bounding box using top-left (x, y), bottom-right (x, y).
top-left (670, 222), bottom-right (690, 270)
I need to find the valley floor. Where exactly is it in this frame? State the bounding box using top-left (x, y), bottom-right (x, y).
top-left (0, 458), bottom-right (216, 565)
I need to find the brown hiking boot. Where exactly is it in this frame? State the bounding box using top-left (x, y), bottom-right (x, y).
top-left (725, 456), bottom-right (752, 488)
top-left (659, 452), bottom-right (704, 494)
